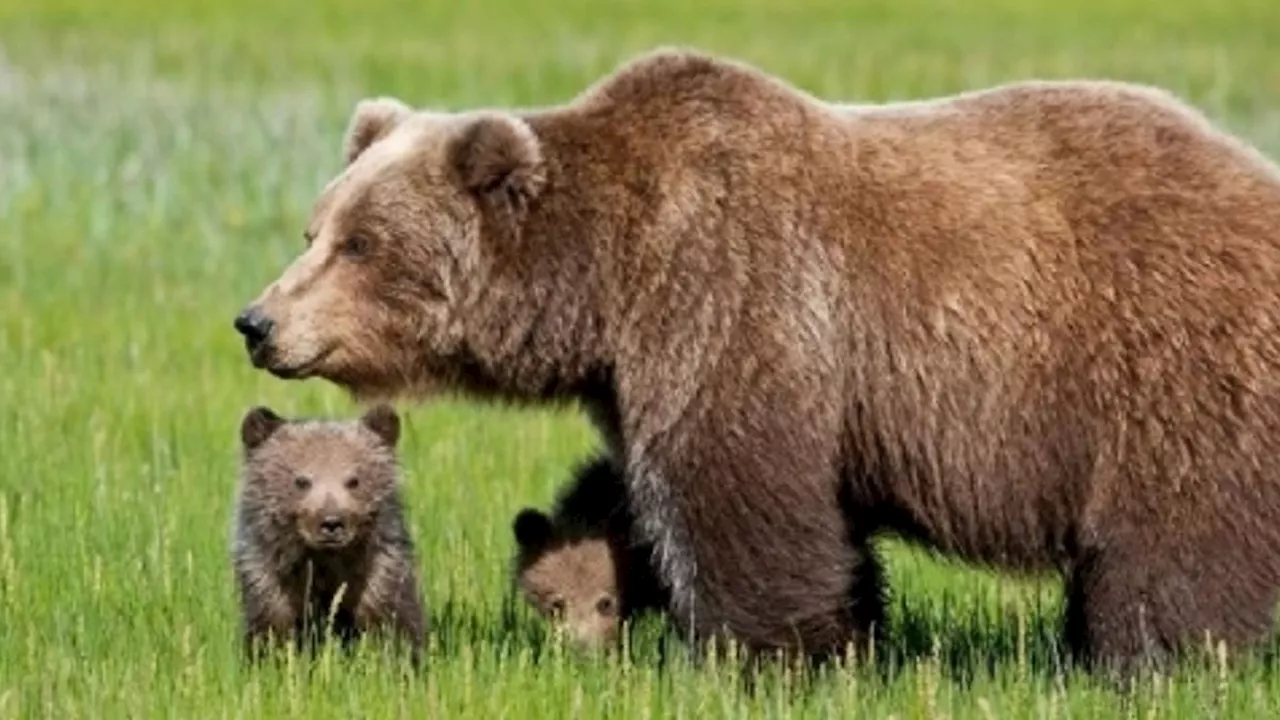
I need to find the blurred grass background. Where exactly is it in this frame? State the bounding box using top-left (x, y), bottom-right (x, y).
top-left (2, 0), bottom-right (1280, 717)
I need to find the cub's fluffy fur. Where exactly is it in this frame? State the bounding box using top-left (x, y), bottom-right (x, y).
top-left (230, 405), bottom-right (426, 664)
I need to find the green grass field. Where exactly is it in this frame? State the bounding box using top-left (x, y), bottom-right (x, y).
top-left (4, 0), bottom-right (1280, 716)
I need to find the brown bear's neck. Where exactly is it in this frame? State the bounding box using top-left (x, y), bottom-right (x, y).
top-left (282, 541), bottom-right (375, 604)
top-left (446, 110), bottom-right (633, 410)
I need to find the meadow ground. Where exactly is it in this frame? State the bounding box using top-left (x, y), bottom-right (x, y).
top-left (3, 0), bottom-right (1280, 717)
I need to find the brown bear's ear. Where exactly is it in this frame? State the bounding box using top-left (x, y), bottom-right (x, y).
top-left (360, 404), bottom-right (401, 448)
top-left (241, 406), bottom-right (284, 450)
top-left (447, 113), bottom-right (546, 216)
top-left (344, 97), bottom-right (413, 166)
top-left (513, 508), bottom-right (555, 551)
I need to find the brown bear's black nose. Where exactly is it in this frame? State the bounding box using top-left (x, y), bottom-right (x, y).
top-left (234, 307), bottom-right (274, 350)
top-left (319, 516), bottom-right (345, 535)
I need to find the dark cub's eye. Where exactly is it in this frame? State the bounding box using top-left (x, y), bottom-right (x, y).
top-left (340, 235), bottom-right (371, 259)
top-left (293, 476), bottom-right (311, 491)
top-left (345, 476), bottom-right (360, 490)
top-left (596, 596), bottom-right (616, 616)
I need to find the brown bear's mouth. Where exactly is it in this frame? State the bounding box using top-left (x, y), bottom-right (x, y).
top-left (266, 363), bottom-right (310, 380)
top-left (257, 347), bottom-right (333, 381)
top-left (246, 341), bottom-right (281, 372)
top-left (305, 536), bottom-right (352, 550)
top-left (298, 526), bottom-right (357, 550)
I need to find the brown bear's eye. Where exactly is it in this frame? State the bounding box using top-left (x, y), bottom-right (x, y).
top-left (596, 596), bottom-right (616, 616)
top-left (549, 599), bottom-right (566, 617)
top-left (345, 476), bottom-right (359, 490)
top-left (293, 476), bottom-right (311, 491)
top-left (340, 235), bottom-right (370, 259)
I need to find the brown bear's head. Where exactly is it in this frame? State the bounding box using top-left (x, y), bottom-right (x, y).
top-left (233, 97), bottom-right (547, 401)
top-left (238, 404), bottom-right (403, 552)
top-left (512, 508), bottom-right (624, 652)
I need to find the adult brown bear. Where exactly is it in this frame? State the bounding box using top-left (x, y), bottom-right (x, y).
top-left (233, 47), bottom-right (1280, 675)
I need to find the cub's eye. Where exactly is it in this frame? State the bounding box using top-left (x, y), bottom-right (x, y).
top-left (595, 596), bottom-right (616, 616)
top-left (340, 235), bottom-right (371, 259)
top-left (302, 230), bottom-right (315, 248)
top-left (345, 476), bottom-right (360, 490)
top-left (293, 476), bottom-right (311, 491)
top-left (548, 599), bottom-right (566, 618)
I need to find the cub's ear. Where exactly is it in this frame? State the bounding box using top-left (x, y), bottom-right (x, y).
top-left (513, 508), bottom-right (555, 551)
top-left (360, 404), bottom-right (401, 448)
top-left (241, 406), bottom-right (285, 450)
top-left (344, 97), bottom-right (413, 165)
top-left (448, 113), bottom-right (546, 215)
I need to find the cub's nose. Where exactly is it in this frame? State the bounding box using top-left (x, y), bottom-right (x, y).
top-left (233, 307), bottom-right (274, 350)
top-left (319, 516), bottom-right (345, 536)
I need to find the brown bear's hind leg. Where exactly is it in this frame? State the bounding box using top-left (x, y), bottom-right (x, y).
top-left (1064, 532), bottom-right (1280, 681)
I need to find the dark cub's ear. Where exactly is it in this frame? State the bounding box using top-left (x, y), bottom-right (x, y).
top-left (344, 97), bottom-right (413, 165)
top-left (360, 404), bottom-right (401, 448)
top-left (448, 113), bottom-right (546, 215)
top-left (241, 406), bottom-right (285, 450)
top-left (513, 509), bottom-right (555, 551)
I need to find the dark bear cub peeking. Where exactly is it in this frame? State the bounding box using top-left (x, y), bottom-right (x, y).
top-left (512, 455), bottom-right (668, 651)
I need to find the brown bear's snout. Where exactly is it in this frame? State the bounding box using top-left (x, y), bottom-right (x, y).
top-left (319, 515), bottom-right (345, 537)
top-left (300, 508), bottom-right (355, 549)
top-left (233, 306), bottom-right (274, 360)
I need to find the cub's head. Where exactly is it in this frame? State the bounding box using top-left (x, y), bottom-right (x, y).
top-left (233, 97), bottom-right (547, 401)
top-left (238, 404), bottom-right (402, 551)
top-left (511, 508), bottom-right (624, 652)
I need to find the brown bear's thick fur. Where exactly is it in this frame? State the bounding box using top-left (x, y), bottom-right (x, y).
top-left (230, 405), bottom-right (427, 664)
top-left (512, 454), bottom-right (668, 651)
top-left (235, 47), bottom-right (1280, 675)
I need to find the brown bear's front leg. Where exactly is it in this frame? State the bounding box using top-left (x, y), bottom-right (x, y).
top-left (240, 593), bottom-right (298, 662)
top-left (354, 551), bottom-right (428, 667)
top-left (625, 422), bottom-right (883, 664)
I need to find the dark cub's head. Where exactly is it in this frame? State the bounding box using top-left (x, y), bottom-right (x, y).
top-left (511, 507), bottom-right (626, 652)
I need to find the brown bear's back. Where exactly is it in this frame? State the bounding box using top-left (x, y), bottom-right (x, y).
top-left (546, 54), bottom-right (1280, 571)
top-left (814, 81), bottom-right (1280, 569)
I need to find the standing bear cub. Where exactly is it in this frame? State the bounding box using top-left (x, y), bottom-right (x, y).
top-left (234, 46), bottom-right (1280, 675)
top-left (230, 404), bottom-right (427, 665)
top-left (512, 454), bottom-right (668, 652)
